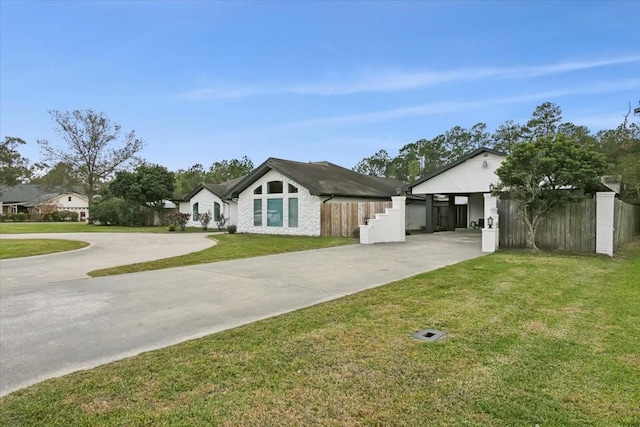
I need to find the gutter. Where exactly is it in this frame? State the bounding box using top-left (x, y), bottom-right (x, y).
top-left (322, 194), bottom-right (335, 204)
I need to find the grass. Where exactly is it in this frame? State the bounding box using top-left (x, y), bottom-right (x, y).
top-left (88, 234), bottom-right (355, 277)
top-left (0, 239), bottom-right (90, 259)
top-left (0, 222), bottom-right (206, 234)
top-left (1, 244), bottom-right (638, 426)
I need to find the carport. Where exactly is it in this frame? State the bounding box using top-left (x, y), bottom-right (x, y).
top-left (406, 147), bottom-right (506, 234)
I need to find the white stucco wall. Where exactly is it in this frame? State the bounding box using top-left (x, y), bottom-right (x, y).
top-left (237, 170), bottom-right (321, 236)
top-left (179, 188), bottom-right (231, 228)
top-left (412, 152), bottom-right (504, 194)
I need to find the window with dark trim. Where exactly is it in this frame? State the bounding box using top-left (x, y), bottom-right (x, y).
top-left (267, 181), bottom-right (283, 194)
top-left (288, 184), bottom-right (298, 193)
top-left (214, 202), bottom-right (221, 221)
top-left (193, 202), bottom-right (199, 221)
top-left (254, 186), bottom-right (262, 195)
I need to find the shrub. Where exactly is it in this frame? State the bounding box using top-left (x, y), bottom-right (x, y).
top-left (199, 210), bottom-right (212, 231)
top-left (227, 224), bottom-right (237, 234)
top-left (167, 224), bottom-right (176, 232)
top-left (58, 210), bottom-right (77, 222)
top-left (50, 211), bottom-right (62, 222)
top-left (168, 212), bottom-right (191, 231)
top-left (351, 227), bottom-right (360, 238)
top-left (16, 213), bottom-right (27, 222)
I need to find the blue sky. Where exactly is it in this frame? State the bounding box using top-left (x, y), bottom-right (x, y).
top-left (1, 1), bottom-right (639, 172)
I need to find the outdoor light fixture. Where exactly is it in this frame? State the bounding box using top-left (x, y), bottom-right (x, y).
top-left (487, 216), bottom-right (494, 229)
top-left (489, 183), bottom-right (494, 192)
top-left (482, 160), bottom-right (488, 168)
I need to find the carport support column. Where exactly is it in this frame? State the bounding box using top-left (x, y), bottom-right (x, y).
top-left (482, 193), bottom-right (499, 253)
top-left (596, 192), bottom-right (615, 257)
top-left (425, 194), bottom-right (434, 233)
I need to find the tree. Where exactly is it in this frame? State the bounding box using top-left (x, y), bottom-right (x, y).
top-left (596, 106), bottom-right (640, 202)
top-left (491, 120), bottom-right (526, 154)
top-left (110, 163), bottom-right (174, 209)
top-left (38, 110), bottom-right (144, 212)
top-left (494, 134), bottom-right (608, 250)
top-left (30, 162), bottom-right (81, 193)
top-left (525, 102), bottom-right (563, 139)
top-left (174, 163), bottom-right (206, 198)
top-left (0, 136), bottom-right (30, 188)
top-left (353, 149), bottom-right (393, 177)
top-left (206, 156), bottom-right (253, 183)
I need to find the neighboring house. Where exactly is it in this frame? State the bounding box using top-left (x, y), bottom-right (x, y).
top-left (406, 147), bottom-right (507, 232)
top-left (224, 158), bottom-right (408, 236)
top-left (0, 184), bottom-right (43, 214)
top-left (176, 176), bottom-right (245, 228)
top-left (27, 192), bottom-right (90, 221)
top-left (0, 184), bottom-right (89, 221)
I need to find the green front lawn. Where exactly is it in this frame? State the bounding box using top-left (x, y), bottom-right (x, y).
top-left (0, 222), bottom-right (209, 234)
top-left (0, 239), bottom-right (90, 259)
top-left (2, 245), bottom-right (638, 426)
top-left (88, 234), bottom-right (355, 277)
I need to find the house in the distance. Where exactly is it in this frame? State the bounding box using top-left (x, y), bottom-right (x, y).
top-left (175, 176), bottom-right (245, 229)
top-left (0, 184), bottom-right (89, 221)
top-left (224, 158), bottom-right (408, 236)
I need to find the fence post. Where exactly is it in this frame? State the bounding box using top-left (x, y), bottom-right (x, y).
top-left (596, 192), bottom-right (615, 257)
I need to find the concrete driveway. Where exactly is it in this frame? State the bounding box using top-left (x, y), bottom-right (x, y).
top-left (0, 232), bottom-right (217, 287)
top-left (0, 231), bottom-right (483, 396)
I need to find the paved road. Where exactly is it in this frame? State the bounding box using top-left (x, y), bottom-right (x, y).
top-left (0, 231), bottom-right (483, 396)
top-left (0, 232), bottom-right (217, 287)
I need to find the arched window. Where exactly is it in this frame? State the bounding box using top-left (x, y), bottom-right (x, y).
top-left (254, 185), bottom-right (262, 195)
top-left (288, 184), bottom-right (298, 193)
top-left (192, 202), bottom-right (199, 220)
top-left (214, 202), bottom-right (221, 221)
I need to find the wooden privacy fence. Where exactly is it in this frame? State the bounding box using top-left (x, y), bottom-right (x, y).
top-left (321, 201), bottom-right (392, 237)
top-left (614, 199), bottom-right (640, 250)
top-left (498, 198), bottom-right (597, 252)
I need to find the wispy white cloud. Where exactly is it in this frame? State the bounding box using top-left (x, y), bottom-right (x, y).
top-left (276, 78), bottom-right (640, 129)
top-left (180, 54), bottom-right (640, 100)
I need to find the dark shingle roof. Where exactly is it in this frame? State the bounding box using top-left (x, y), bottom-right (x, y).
top-left (406, 147), bottom-right (506, 190)
top-left (225, 158), bottom-right (406, 199)
top-left (178, 175), bottom-right (247, 202)
top-left (0, 184), bottom-right (44, 203)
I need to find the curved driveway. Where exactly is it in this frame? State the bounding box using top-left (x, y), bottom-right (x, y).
top-left (0, 232), bottom-right (217, 287)
top-left (0, 231), bottom-right (483, 396)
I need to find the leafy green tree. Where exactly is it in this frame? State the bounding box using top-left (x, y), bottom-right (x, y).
top-left (174, 163), bottom-right (206, 198)
top-left (491, 120), bottom-right (526, 154)
top-left (38, 110), bottom-right (145, 211)
top-left (110, 163), bottom-right (174, 209)
top-left (205, 156), bottom-right (253, 183)
top-left (353, 149), bottom-right (394, 177)
top-left (525, 102), bottom-right (563, 139)
top-left (494, 134), bottom-right (608, 250)
top-left (0, 137), bottom-right (30, 189)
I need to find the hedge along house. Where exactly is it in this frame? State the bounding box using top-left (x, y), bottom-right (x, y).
top-left (224, 158), bottom-right (409, 236)
top-left (406, 147), bottom-right (506, 233)
top-left (176, 176), bottom-right (245, 229)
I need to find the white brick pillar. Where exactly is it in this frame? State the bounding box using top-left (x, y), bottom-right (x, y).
top-left (392, 196), bottom-right (406, 242)
top-left (482, 193), bottom-right (499, 253)
top-left (596, 192), bottom-right (615, 257)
